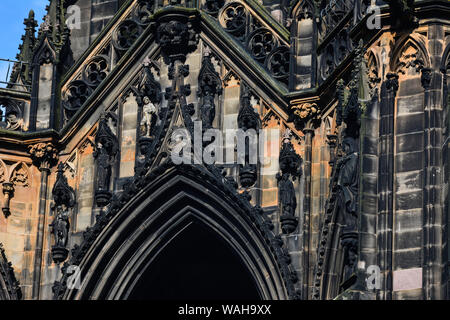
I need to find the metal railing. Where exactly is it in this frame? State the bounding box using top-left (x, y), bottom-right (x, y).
top-left (0, 58), bottom-right (31, 90)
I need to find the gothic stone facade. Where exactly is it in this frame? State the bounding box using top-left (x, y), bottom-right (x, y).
top-left (0, 0), bottom-right (448, 300)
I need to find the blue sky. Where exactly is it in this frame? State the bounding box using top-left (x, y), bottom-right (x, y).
top-left (0, 0), bottom-right (48, 84)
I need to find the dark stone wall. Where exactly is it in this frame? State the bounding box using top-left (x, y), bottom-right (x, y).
top-left (69, 0), bottom-right (120, 61)
top-left (359, 92), bottom-right (380, 281)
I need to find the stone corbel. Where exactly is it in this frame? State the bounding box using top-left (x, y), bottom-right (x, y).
top-left (289, 102), bottom-right (321, 131)
top-left (2, 182), bottom-right (14, 218)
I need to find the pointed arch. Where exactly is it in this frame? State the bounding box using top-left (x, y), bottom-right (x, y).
top-left (33, 36), bottom-right (57, 65)
top-left (54, 162), bottom-right (300, 300)
top-left (290, 0), bottom-right (315, 20)
top-left (9, 162), bottom-right (31, 188)
top-left (365, 48), bottom-right (381, 90)
top-left (390, 34), bottom-right (430, 75)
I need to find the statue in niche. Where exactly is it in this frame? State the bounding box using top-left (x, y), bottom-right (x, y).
top-left (96, 142), bottom-right (112, 191)
top-left (278, 172), bottom-right (297, 217)
top-left (336, 136), bottom-right (359, 233)
top-left (50, 206), bottom-right (70, 248)
top-left (200, 93), bottom-right (216, 129)
top-left (140, 96), bottom-right (157, 137)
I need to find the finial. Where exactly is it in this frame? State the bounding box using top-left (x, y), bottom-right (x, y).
top-left (282, 128), bottom-right (292, 144)
top-left (40, 15), bottom-right (51, 32)
top-left (143, 56), bottom-right (151, 67)
top-left (203, 46), bottom-right (211, 57)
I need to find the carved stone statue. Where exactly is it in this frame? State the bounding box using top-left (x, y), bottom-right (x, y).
top-left (198, 52), bottom-right (222, 130)
top-left (51, 207), bottom-right (70, 248)
top-left (94, 113), bottom-right (118, 207)
top-left (50, 162), bottom-right (76, 264)
top-left (200, 93), bottom-right (216, 129)
top-left (336, 136), bottom-right (359, 232)
top-left (140, 96), bottom-right (157, 137)
top-left (278, 173), bottom-right (297, 217)
top-left (96, 143), bottom-right (112, 191)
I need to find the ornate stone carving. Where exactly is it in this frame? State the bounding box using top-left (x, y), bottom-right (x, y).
top-left (156, 17), bottom-right (199, 64)
top-left (53, 161), bottom-right (301, 300)
top-left (336, 137), bottom-right (359, 234)
top-left (277, 129), bottom-right (302, 234)
top-left (293, 103), bottom-right (318, 119)
top-left (133, 0), bottom-right (156, 25)
top-left (220, 3), bottom-right (247, 38)
top-left (396, 43), bottom-right (424, 75)
top-left (113, 19), bottom-right (142, 52)
top-left (365, 51), bottom-right (381, 93)
top-left (62, 80), bottom-right (93, 120)
top-left (248, 28), bottom-right (277, 62)
top-left (266, 46), bottom-right (290, 84)
top-left (94, 113), bottom-right (119, 207)
top-left (50, 163), bottom-right (76, 264)
top-left (421, 67), bottom-right (432, 90)
top-left (219, 2), bottom-right (290, 86)
top-left (83, 55), bottom-right (109, 87)
top-left (1, 162), bottom-right (30, 218)
top-left (334, 42), bottom-right (364, 290)
top-left (0, 243), bottom-right (22, 300)
top-left (135, 62), bottom-right (162, 156)
top-left (0, 98), bottom-right (24, 131)
top-left (10, 163), bottom-right (30, 187)
top-left (28, 143), bottom-right (58, 170)
top-left (237, 85), bottom-right (260, 131)
top-left (237, 84), bottom-right (260, 189)
top-left (136, 61), bottom-right (162, 106)
top-left (296, 0), bottom-right (314, 20)
top-left (386, 72), bottom-right (399, 93)
top-left (140, 96), bottom-right (157, 138)
top-left (336, 41), bottom-right (365, 139)
top-left (290, 102), bottom-right (320, 130)
top-left (2, 183), bottom-right (14, 218)
top-left (198, 49), bottom-right (223, 130)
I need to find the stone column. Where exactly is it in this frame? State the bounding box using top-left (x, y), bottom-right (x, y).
top-left (378, 73), bottom-right (398, 300)
top-left (421, 66), bottom-right (444, 299)
top-left (28, 142), bottom-right (58, 300)
top-left (302, 126), bottom-right (314, 299)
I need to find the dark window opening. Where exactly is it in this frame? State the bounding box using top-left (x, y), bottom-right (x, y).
top-left (128, 221), bottom-right (262, 300)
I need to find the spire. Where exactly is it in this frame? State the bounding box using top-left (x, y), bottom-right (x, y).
top-left (34, 0), bottom-right (70, 63)
top-left (8, 10), bottom-right (37, 89)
